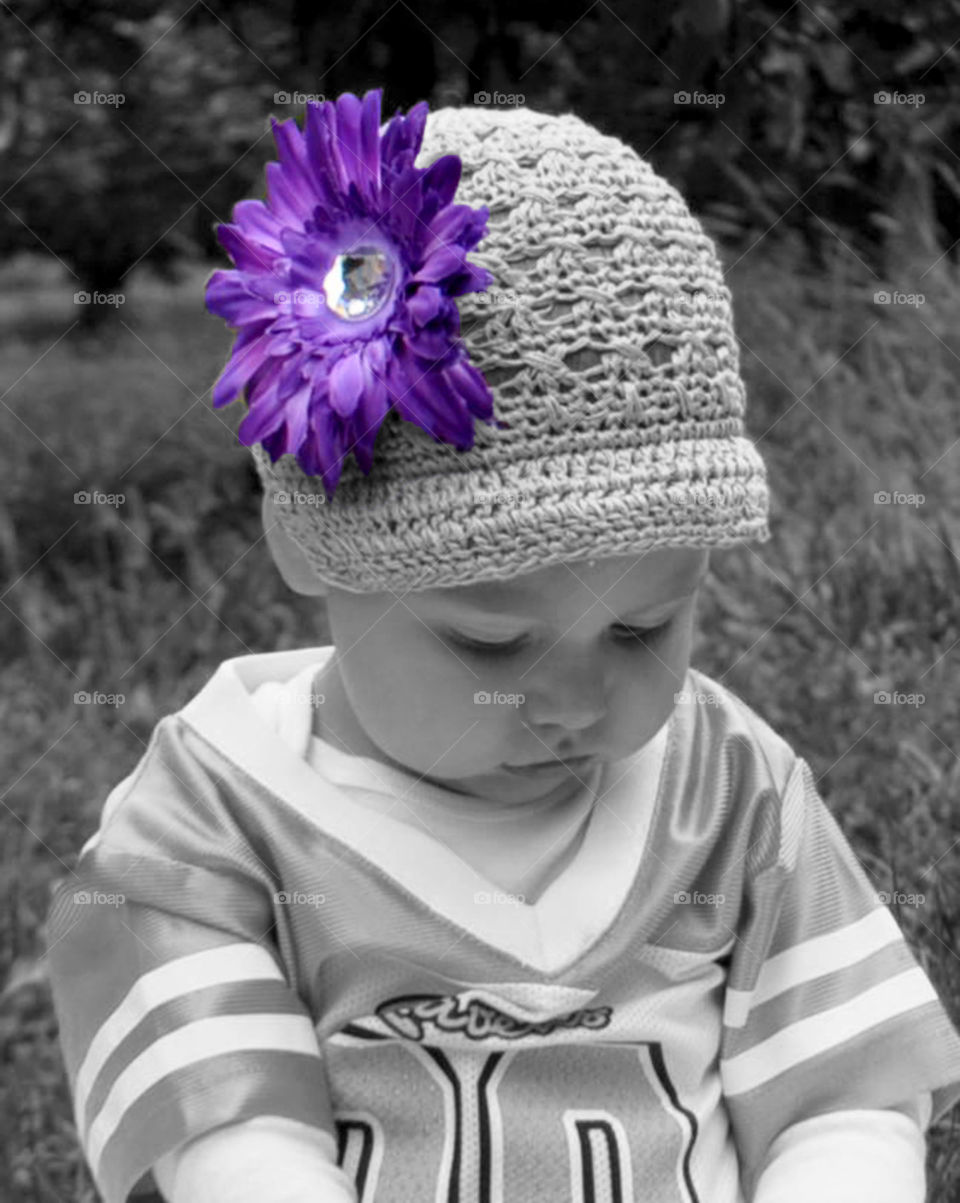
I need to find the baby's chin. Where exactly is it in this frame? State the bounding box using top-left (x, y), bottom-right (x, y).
top-left (415, 759), bottom-right (606, 809)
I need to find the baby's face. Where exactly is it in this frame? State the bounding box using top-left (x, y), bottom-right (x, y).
top-left (325, 548), bottom-right (709, 806)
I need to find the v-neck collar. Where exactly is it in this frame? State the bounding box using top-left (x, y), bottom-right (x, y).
top-left (180, 648), bottom-right (675, 975)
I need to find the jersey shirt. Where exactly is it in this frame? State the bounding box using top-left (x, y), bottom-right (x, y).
top-left (44, 647), bottom-right (960, 1203)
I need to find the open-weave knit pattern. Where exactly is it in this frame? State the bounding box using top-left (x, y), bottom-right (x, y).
top-left (251, 102), bottom-right (771, 595)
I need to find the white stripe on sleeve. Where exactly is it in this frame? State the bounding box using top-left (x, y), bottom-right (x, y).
top-left (724, 907), bottom-right (905, 1029)
top-left (723, 967), bottom-right (938, 1095)
top-left (76, 943), bottom-right (285, 1135)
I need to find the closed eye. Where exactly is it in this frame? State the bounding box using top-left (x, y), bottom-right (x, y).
top-left (448, 621), bottom-right (672, 657)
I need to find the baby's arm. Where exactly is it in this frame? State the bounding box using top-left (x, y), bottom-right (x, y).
top-left (43, 717), bottom-right (351, 1203)
top-left (153, 1115), bottom-right (358, 1203)
top-left (752, 1096), bottom-right (929, 1203)
top-left (719, 755), bottom-right (960, 1199)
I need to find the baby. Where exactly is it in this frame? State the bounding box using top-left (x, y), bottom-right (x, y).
top-left (45, 89), bottom-right (960, 1203)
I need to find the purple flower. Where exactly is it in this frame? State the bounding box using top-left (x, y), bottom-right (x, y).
top-left (204, 88), bottom-right (505, 498)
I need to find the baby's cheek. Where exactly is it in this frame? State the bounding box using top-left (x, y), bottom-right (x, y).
top-left (650, 606), bottom-right (696, 671)
top-left (398, 660), bottom-right (503, 761)
top-left (605, 627), bottom-right (692, 739)
top-left (439, 665), bottom-right (525, 765)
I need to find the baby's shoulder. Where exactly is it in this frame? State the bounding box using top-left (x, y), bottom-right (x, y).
top-left (88, 707), bottom-right (248, 862)
top-left (683, 665), bottom-right (800, 796)
top-left (674, 666), bottom-right (815, 887)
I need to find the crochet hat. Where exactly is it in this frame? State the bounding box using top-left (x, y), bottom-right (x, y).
top-left (206, 89), bottom-right (771, 595)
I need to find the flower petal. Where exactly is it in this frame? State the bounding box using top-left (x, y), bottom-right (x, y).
top-left (238, 375), bottom-right (294, 445)
top-left (260, 428), bottom-right (285, 460)
top-left (455, 204), bottom-right (491, 252)
top-left (334, 92), bottom-right (364, 197)
top-left (328, 351), bottom-right (365, 419)
top-left (211, 331), bottom-right (274, 407)
top-left (318, 98), bottom-right (348, 192)
top-left (385, 352), bottom-right (431, 435)
top-left (389, 350), bottom-right (473, 446)
top-left (412, 243), bottom-right (466, 285)
top-left (271, 114), bottom-right (338, 212)
top-left (307, 403), bottom-right (347, 497)
top-left (405, 284), bottom-right (444, 327)
top-left (270, 117), bottom-right (317, 206)
top-left (305, 100), bottom-right (348, 204)
top-left (421, 154), bottom-right (462, 211)
top-left (380, 99), bottom-right (428, 175)
top-left (359, 89), bottom-right (382, 204)
top-left (231, 199), bottom-right (285, 253)
top-left (279, 375), bottom-right (314, 455)
top-left (353, 341), bottom-right (390, 470)
top-left (265, 160), bottom-right (311, 227)
top-left (275, 355), bottom-right (306, 397)
top-left (216, 224), bottom-right (277, 274)
top-left (205, 272), bottom-right (279, 327)
top-left (404, 322), bottom-right (458, 363)
top-left (444, 355), bottom-right (494, 421)
top-left (419, 204), bottom-right (471, 262)
top-left (445, 260), bottom-right (496, 298)
top-left (380, 165), bottom-right (423, 244)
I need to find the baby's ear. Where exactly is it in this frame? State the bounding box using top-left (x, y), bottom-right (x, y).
top-left (261, 492), bottom-right (329, 599)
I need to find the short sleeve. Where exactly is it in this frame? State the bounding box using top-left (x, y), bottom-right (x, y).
top-left (719, 756), bottom-right (960, 1201)
top-left (42, 718), bottom-right (335, 1203)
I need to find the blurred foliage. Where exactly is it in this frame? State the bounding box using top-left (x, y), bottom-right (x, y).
top-left (0, 3), bottom-right (277, 315)
top-left (1, 0), bottom-right (959, 323)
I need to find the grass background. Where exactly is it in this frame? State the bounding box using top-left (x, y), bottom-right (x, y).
top-left (1, 241), bottom-right (959, 1200)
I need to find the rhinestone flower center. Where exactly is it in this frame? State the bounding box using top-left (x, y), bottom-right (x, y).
top-left (322, 247), bottom-right (395, 320)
